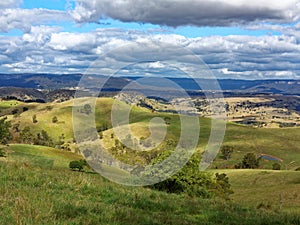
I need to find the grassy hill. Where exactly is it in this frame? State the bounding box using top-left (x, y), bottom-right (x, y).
top-left (1, 98), bottom-right (300, 223)
top-left (4, 98), bottom-right (300, 169)
top-left (215, 169), bottom-right (300, 213)
top-left (0, 144), bottom-right (299, 225)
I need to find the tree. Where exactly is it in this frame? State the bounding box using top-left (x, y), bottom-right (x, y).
top-left (0, 117), bottom-right (11, 144)
top-left (32, 114), bottom-right (38, 123)
top-left (0, 149), bottom-right (5, 157)
top-left (242, 153), bottom-right (259, 169)
top-left (20, 126), bottom-right (34, 144)
top-left (69, 161), bottom-right (83, 171)
top-left (69, 160), bottom-right (87, 172)
top-left (52, 116), bottom-right (58, 123)
top-left (83, 104), bottom-right (92, 115)
top-left (272, 163), bottom-right (281, 170)
top-left (221, 145), bottom-right (233, 160)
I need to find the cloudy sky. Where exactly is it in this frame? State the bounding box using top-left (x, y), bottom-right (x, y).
top-left (1, 0), bottom-right (300, 79)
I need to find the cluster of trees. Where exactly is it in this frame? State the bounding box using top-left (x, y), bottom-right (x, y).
top-left (0, 117), bottom-right (11, 144)
top-left (134, 152), bottom-right (233, 199)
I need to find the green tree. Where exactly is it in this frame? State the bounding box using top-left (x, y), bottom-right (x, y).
top-left (20, 126), bottom-right (33, 144)
top-left (242, 153), bottom-right (260, 169)
top-left (83, 104), bottom-right (92, 115)
top-left (32, 114), bottom-right (38, 123)
top-left (69, 161), bottom-right (83, 172)
top-left (0, 148), bottom-right (5, 157)
top-left (272, 163), bottom-right (281, 170)
top-left (221, 145), bottom-right (233, 160)
top-left (0, 117), bottom-right (11, 144)
top-left (52, 116), bottom-right (58, 123)
top-left (69, 160), bottom-right (87, 172)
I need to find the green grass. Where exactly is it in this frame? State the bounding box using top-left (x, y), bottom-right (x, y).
top-left (213, 169), bottom-right (300, 214)
top-left (5, 144), bottom-right (82, 169)
top-left (2, 97), bottom-right (300, 223)
top-left (0, 151), bottom-right (299, 225)
top-left (0, 100), bottom-right (21, 110)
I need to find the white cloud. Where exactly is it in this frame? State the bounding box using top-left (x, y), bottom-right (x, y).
top-left (0, 8), bottom-right (70, 33)
top-left (0, 0), bottom-right (22, 9)
top-left (0, 27), bottom-right (300, 79)
top-left (70, 0), bottom-right (300, 27)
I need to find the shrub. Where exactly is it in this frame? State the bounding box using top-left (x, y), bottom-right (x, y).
top-left (0, 149), bottom-right (5, 157)
top-left (69, 160), bottom-right (87, 172)
top-left (0, 117), bottom-right (11, 144)
top-left (272, 163), bottom-right (281, 170)
top-left (220, 145), bottom-right (233, 160)
top-left (32, 115), bottom-right (38, 123)
top-left (141, 153), bottom-right (233, 199)
top-left (52, 116), bottom-right (58, 123)
top-left (69, 161), bottom-right (84, 172)
top-left (242, 153), bottom-right (260, 169)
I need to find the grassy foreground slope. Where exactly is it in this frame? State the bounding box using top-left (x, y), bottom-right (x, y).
top-left (0, 145), bottom-right (299, 225)
top-left (215, 169), bottom-right (300, 213)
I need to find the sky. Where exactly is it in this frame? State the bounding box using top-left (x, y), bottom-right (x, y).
top-left (0, 0), bottom-right (300, 79)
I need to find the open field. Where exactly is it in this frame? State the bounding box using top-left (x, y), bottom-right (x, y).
top-left (0, 98), bottom-right (299, 224)
top-left (0, 145), bottom-right (299, 225)
top-left (213, 169), bottom-right (300, 213)
top-left (4, 98), bottom-right (298, 168)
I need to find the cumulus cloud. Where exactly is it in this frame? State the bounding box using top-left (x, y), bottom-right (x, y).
top-left (1, 27), bottom-right (300, 79)
top-left (0, 0), bottom-right (22, 9)
top-left (70, 0), bottom-right (300, 27)
top-left (0, 8), bottom-right (70, 33)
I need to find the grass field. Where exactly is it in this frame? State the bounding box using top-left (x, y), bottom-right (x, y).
top-left (0, 100), bottom-right (21, 110)
top-left (213, 169), bottom-right (300, 213)
top-left (1, 98), bottom-right (300, 223)
top-left (0, 145), bottom-right (299, 225)
top-left (5, 98), bottom-right (299, 169)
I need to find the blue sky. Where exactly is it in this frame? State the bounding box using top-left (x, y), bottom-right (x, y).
top-left (9, 0), bottom-right (282, 38)
top-left (0, 0), bottom-right (299, 79)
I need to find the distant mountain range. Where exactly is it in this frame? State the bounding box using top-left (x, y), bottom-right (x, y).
top-left (0, 74), bottom-right (299, 99)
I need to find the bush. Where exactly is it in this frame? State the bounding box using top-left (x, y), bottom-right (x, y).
top-left (242, 153), bottom-right (260, 169)
top-left (0, 149), bottom-right (5, 157)
top-left (69, 160), bottom-right (87, 172)
top-left (141, 153), bottom-right (233, 199)
top-left (272, 163), bottom-right (281, 170)
top-left (69, 161), bottom-right (84, 172)
top-left (220, 145), bottom-right (233, 160)
top-left (32, 115), bottom-right (38, 123)
top-left (52, 116), bottom-right (58, 123)
top-left (0, 117), bottom-right (11, 144)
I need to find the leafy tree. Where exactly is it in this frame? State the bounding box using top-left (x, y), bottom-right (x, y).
top-left (20, 126), bottom-right (34, 144)
top-left (213, 173), bottom-right (234, 199)
top-left (272, 163), bottom-right (281, 170)
top-left (0, 149), bottom-right (5, 157)
top-left (0, 117), bottom-right (11, 144)
top-left (69, 161), bottom-right (84, 172)
top-left (34, 130), bottom-right (53, 147)
top-left (242, 153), bottom-right (260, 169)
top-left (139, 152), bottom-right (233, 199)
top-left (83, 104), bottom-right (92, 115)
top-left (69, 160), bottom-right (87, 172)
top-left (32, 114), bottom-right (38, 123)
top-left (221, 145), bottom-right (233, 160)
top-left (52, 116), bottom-right (58, 123)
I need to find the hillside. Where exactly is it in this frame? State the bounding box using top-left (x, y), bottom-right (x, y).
top-left (3, 97), bottom-right (300, 170)
top-left (0, 144), bottom-right (299, 224)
